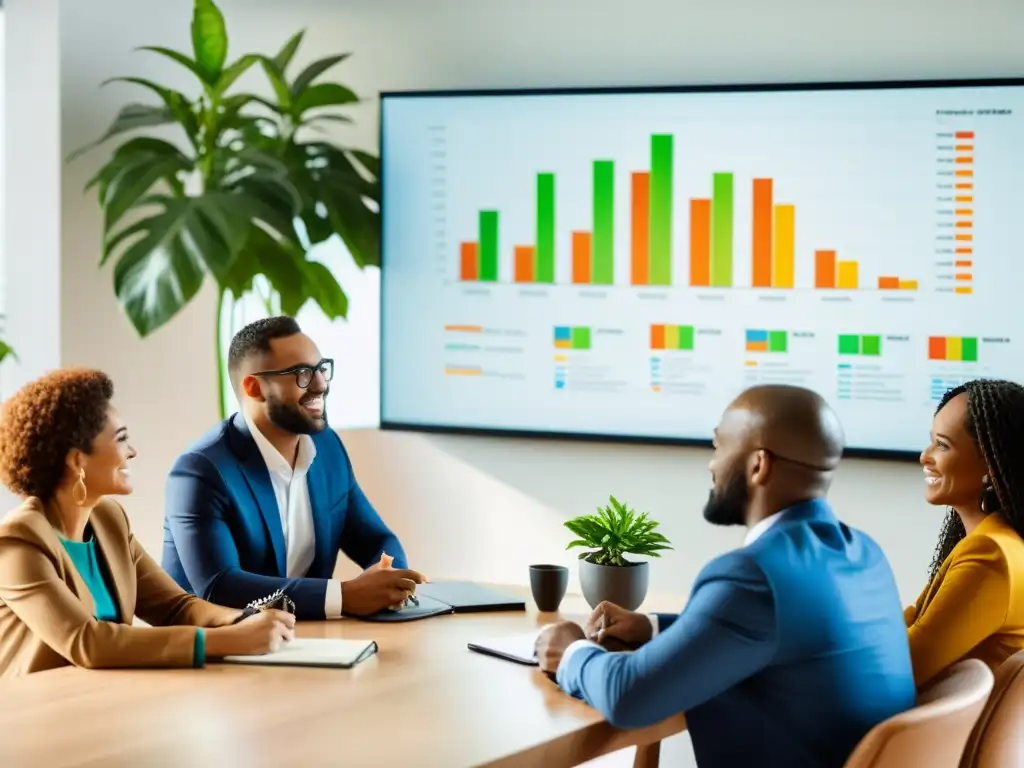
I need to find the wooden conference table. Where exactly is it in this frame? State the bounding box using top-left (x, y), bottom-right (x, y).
top-left (0, 587), bottom-right (686, 767)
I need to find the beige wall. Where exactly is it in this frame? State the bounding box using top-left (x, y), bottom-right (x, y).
top-left (46, 1), bottom-right (1024, 763)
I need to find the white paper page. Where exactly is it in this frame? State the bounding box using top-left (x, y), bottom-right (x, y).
top-left (223, 638), bottom-right (376, 667)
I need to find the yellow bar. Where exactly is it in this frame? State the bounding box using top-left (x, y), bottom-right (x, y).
top-left (837, 260), bottom-right (859, 289)
top-left (899, 280), bottom-right (918, 290)
top-left (444, 368), bottom-right (482, 376)
top-left (745, 360), bottom-right (758, 367)
top-left (772, 204), bottom-right (795, 288)
top-left (554, 354), bottom-right (567, 362)
top-left (954, 286), bottom-right (973, 294)
top-left (664, 324), bottom-right (679, 349)
top-left (947, 337), bottom-right (963, 361)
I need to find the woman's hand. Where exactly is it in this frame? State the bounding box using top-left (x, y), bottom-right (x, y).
top-left (206, 609), bottom-right (296, 657)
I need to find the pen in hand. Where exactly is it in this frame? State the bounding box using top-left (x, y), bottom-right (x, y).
top-left (379, 551), bottom-right (419, 606)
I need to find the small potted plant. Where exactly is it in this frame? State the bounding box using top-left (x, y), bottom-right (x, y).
top-left (564, 496), bottom-right (673, 611)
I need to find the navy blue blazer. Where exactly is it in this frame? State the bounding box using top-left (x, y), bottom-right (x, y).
top-left (557, 499), bottom-right (915, 768)
top-left (161, 415), bottom-right (407, 619)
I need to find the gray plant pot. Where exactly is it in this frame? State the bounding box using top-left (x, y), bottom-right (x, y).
top-left (579, 558), bottom-right (649, 611)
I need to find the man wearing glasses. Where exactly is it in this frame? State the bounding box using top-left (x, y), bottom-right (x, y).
top-left (161, 316), bottom-right (423, 620)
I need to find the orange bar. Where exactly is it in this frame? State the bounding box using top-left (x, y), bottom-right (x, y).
top-left (899, 280), bottom-right (918, 290)
top-left (689, 199), bottom-right (711, 287)
top-left (444, 325), bottom-right (483, 332)
top-left (460, 242), bottom-right (479, 281)
top-left (956, 221), bottom-right (973, 228)
top-left (955, 286), bottom-right (973, 294)
top-left (956, 170), bottom-right (974, 177)
top-left (955, 273), bottom-right (972, 281)
top-left (955, 259), bottom-right (973, 266)
top-left (630, 172), bottom-right (650, 285)
top-left (955, 156), bottom-right (974, 164)
top-left (815, 250), bottom-right (836, 289)
top-left (955, 196), bottom-right (974, 202)
top-left (878, 276), bottom-right (900, 289)
top-left (955, 131), bottom-right (975, 139)
top-left (650, 324), bottom-right (666, 350)
top-left (513, 245), bottom-right (535, 283)
top-left (572, 231), bottom-right (592, 284)
top-left (751, 179), bottom-right (773, 287)
top-left (955, 144), bottom-right (973, 151)
top-left (955, 234), bottom-right (973, 241)
top-left (955, 209), bottom-right (972, 215)
top-left (955, 183), bottom-right (973, 190)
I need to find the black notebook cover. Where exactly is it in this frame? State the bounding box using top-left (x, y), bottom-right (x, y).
top-left (417, 581), bottom-right (526, 613)
top-left (351, 594), bottom-right (454, 622)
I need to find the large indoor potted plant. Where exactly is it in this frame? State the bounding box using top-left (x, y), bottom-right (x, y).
top-left (67, 0), bottom-right (378, 417)
top-left (564, 496), bottom-right (673, 611)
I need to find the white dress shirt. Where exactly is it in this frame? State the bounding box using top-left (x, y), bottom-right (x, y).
top-left (245, 415), bottom-right (343, 618)
top-left (560, 510), bottom-right (787, 666)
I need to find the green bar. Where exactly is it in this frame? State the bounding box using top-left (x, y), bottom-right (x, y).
top-left (536, 173), bottom-right (555, 283)
top-left (862, 335), bottom-right (881, 356)
top-left (648, 135), bottom-right (673, 286)
top-left (479, 210), bottom-right (499, 282)
top-left (571, 326), bottom-right (591, 350)
top-left (838, 334), bottom-right (859, 355)
top-left (962, 337), bottom-right (978, 362)
top-left (768, 330), bottom-right (787, 353)
top-left (591, 161), bottom-right (615, 284)
top-left (678, 325), bottom-right (695, 351)
top-left (711, 173), bottom-right (734, 287)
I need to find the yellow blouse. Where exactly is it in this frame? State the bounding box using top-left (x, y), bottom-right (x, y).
top-left (905, 512), bottom-right (1024, 687)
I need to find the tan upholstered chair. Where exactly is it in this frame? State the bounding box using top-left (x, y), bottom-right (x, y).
top-left (843, 658), bottom-right (993, 768)
top-left (960, 650), bottom-right (1024, 768)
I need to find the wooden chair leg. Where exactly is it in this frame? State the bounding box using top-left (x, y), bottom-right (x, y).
top-left (633, 741), bottom-right (661, 768)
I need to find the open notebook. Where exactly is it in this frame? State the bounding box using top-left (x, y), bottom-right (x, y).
top-left (222, 638), bottom-right (378, 669)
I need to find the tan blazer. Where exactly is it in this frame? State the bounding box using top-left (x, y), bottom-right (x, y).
top-left (0, 497), bottom-right (239, 678)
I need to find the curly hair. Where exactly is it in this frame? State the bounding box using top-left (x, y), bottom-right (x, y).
top-left (927, 379), bottom-right (1024, 581)
top-left (0, 368), bottom-right (114, 500)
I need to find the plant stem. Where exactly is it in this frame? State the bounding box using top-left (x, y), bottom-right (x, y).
top-left (216, 287), bottom-right (228, 420)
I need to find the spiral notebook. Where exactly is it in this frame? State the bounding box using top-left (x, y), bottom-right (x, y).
top-left (222, 638), bottom-right (378, 668)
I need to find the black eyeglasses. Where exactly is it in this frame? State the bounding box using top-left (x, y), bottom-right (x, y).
top-left (252, 358), bottom-right (334, 389)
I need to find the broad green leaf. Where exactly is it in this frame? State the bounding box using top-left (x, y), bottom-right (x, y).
top-left (216, 54), bottom-right (259, 95)
top-left (67, 104), bottom-right (175, 162)
top-left (348, 149), bottom-right (379, 181)
top-left (89, 138), bottom-right (192, 234)
top-left (273, 30), bottom-right (306, 73)
top-left (293, 83), bottom-right (358, 116)
top-left (259, 59), bottom-right (293, 110)
top-left (99, 77), bottom-right (199, 144)
top-left (191, 0), bottom-right (229, 85)
top-left (138, 46), bottom-right (209, 85)
top-left (219, 225), bottom-right (306, 311)
top-left (301, 260), bottom-right (348, 319)
top-left (0, 341), bottom-right (18, 364)
top-left (108, 193), bottom-right (253, 336)
top-left (291, 54), bottom-right (351, 95)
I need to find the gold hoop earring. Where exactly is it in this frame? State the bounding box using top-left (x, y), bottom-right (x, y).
top-left (72, 469), bottom-right (87, 506)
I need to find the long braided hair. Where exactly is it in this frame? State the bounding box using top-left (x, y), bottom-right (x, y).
top-left (927, 379), bottom-right (1024, 582)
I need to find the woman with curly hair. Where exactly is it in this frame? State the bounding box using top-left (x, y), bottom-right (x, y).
top-left (0, 368), bottom-right (296, 678)
top-left (908, 378), bottom-right (1024, 687)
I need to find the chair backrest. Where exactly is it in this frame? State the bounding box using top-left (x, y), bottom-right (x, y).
top-left (960, 650), bottom-right (1024, 768)
top-left (843, 658), bottom-right (994, 768)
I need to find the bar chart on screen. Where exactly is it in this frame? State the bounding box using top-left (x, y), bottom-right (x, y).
top-left (382, 84), bottom-right (1024, 452)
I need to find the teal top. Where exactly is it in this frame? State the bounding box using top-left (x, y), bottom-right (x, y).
top-left (60, 533), bottom-right (205, 668)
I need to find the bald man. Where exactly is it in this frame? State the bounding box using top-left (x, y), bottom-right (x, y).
top-left (535, 385), bottom-right (914, 768)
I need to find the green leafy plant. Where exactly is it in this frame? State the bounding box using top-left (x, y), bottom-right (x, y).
top-left (67, 0), bottom-right (378, 416)
top-left (564, 496), bottom-right (673, 567)
top-left (0, 340), bottom-right (15, 364)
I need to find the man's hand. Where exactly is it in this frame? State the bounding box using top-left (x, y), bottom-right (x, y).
top-left (585, 601), bottom-right (654, 647)
top-left (534, 621), bottom-right (586, 673)
top-left (342, 566), bottom-right (426, 616)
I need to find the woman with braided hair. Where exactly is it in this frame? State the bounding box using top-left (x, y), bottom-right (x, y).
top-left (907, 378), bottom-right (1024, 687)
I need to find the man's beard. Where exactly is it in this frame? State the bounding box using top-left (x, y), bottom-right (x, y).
top-left (702, 470), bottom-right (749, 526)
top-left (266, 391), bottom-right (328, 435)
